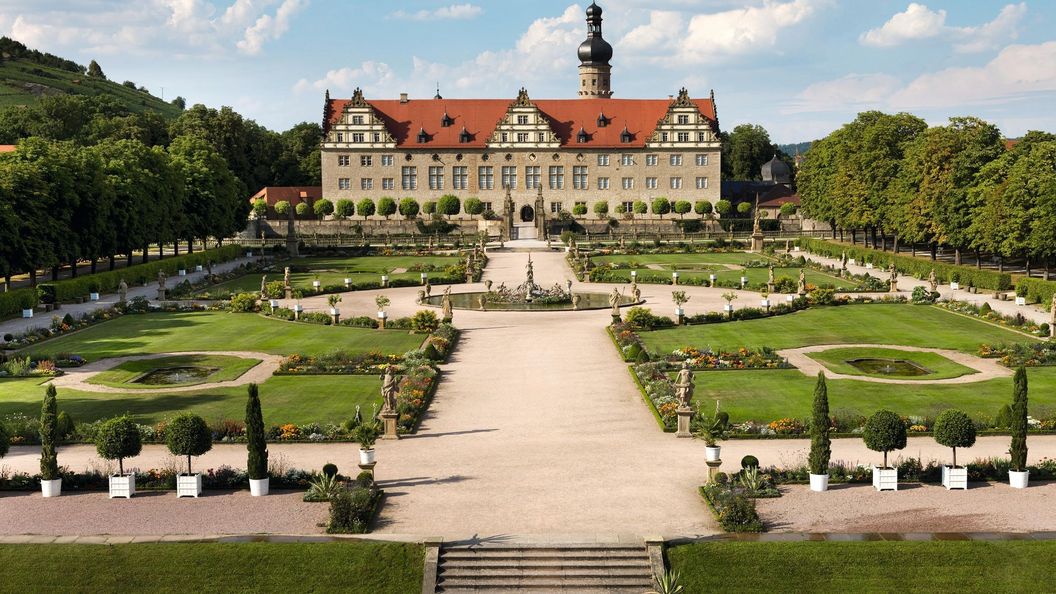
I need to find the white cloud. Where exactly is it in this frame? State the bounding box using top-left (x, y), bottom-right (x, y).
top-left (620, 10), bottom-right (683, 52)
top-left (679, 0), bottom-right (823, 62)
top-left (788, 73), bottom-right (902, 113)
top-left (237, 0), bottom-right (308, 55)
top-left (390, 4), bottom-right (483, 21)
top-left (860, 2), bottom-right (1026, 53)
top-left (293, 61), bottom-right (397, 94)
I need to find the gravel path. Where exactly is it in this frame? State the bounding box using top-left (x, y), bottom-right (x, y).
top-left (47, 351), bottom-right (282, 394)
top-left (777, 343), bottom-right (1012, 384)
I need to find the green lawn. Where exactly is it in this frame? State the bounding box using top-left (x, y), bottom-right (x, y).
top-left (86, 354), bottom-right (262, 390)
top-left (0, 542), bottom-right (423, 593)
top-left (668, 541), bottom-right (1056, 593)
top-left (592, 252), bottom-right (851, 289)
top-left (208, 255), bottom-right (461, 294)
top-left (0, 374), bottom-right (382, 425)
top-left (807, 347), bottom-right (977, 381)
top-left (27, 311), bottom-right (423, 360)
top-left (640, 304), bottom-right (1033, 355)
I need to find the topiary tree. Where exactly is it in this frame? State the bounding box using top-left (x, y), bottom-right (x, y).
top-left (40, 385), bottom-right (59, 480)
top-left (780, 202), bottom-right (798, 217)
top-left (245, 383), bottom-right (268, 480)
top-left (437, 194), bottom-right (461, 218)
top-left (398, 197), bottom-right (419, 218)
top-left (377, 197), bottom-right (397, 219)
top-left (252, 198), bottom-right (267, 218)
top-left (673, 200), bottom-right (692, 219)
top-left (740, 455), bottom-right (759, 469)
top-left (335, 198), bottom-right (355, 218)
top-left (615, 204), bottom-right (627, 215)
top-left (273, 200), bottom-right (291, 216)
top-left (736, 201), bottom-right (752, 215)
top-left (933, 409), bottom-right (976, 467)
top-left (95, 415), bottom-right (142, 475)
top-left (166, 413), bottom-right (212, 474)
top-left (715, 199), bottom-right (732, 216)
top-left (695, 200), bottom-right (713, 216)
top-left (808, 372), bottom-right (831, 475)
top-left (593, 201), bottom-right (608, 216)
top-left (295, 202), bottom-right (309, 216)
top-left (632, 200), bottom-right (648, 215)
top-left (464, 197), bottom-right (484, 217)
top-left (422, 200), bottom-right (437, 215)
top-left (651, 197), bottom-right (671, 218)
top-left (357, 197), bottom-right (376, 218)
top-left (313, 198), bottom-right (334, 217)
top-left (572, 203), bottom-right (587, 217)
top-left (1010, 366), bottom-right (1028, 472)
top-left (863, 409), bottom-right (907, 468)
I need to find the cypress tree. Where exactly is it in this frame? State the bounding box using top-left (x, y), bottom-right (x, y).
top-left (245, 383), bottom-right (268, 480)
top-left (1009, 367), bottom-right (1028, 472)
top-left (40, 384), bottom-right (59, 480)
top-left (808, 372), bottom-right (831, 475)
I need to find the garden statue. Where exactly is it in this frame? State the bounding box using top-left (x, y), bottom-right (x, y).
top-left (888, 264), bottom-right (898, 292)
top-left (674, 361), bottom-right (695, 408)
top-left (632, 282), bottom-right (641, 303)
top-left (157, 270), bottom-right (167, 290)
top-left (619, 236), bottom-right (625, 249)
top-left (526, 255), bottom-right (535, 286)
top-left (425, 281), bottom-right (432, 297)
top-left (929, 269), bottom-right (938, 294)
top-left (571, 293), bottom-right (581, 310)
top-left (841, 252), bottom-right (848, 272)
top-left (767, 264), bottom-right (775, 287)
top-left (417, 289), bottom-right (426, 304)
top-left (609, 287), bottom-right (622, 318)
top-left (798, 269), bottom-right (807, 296)
top-left (546, 237), bottom-right (552, 249)
top-left (566, 279), bottom-right (573, 295)
top-left (485, 279), bottom-right (493, 292)
top-left (441, 292), bottom-right (453, 322)
top-left (1051, 294), bottom-right (1056, 337)
top-left (443, 285), bottom-right (452, 297)
top-left (380, 367), bottom-right (400, 414)
top-left (785, 239), bottom-right (791, 254)
top-left (260, 275), bottom-right (268, 299)
top-left (283, 267), bottom-right (291, 289)
top-left (118, 279), bottom-right (128, 302)
top-left (479, 294), bottom-right (487, 311)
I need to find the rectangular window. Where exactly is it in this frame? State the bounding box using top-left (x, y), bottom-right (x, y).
top-left (597, 154), bottom-right (610, 166)
top-left (360, 155), bottom-right (372, 167)
top-left (338, 178), bottom-right (351, 190)
top-left (677, 114), bottom-right (690, 125)
top-left (670, 177), bottom-right (683, 190)
top-left (482, 202), bottom-right (492, 212)
top-left (698, 132), bottom-right (707, 143)
top-left (670, 154), bottom-right (683, 166)
top-left (646, 177), bottom-right (658, 190)
top-left (548, 166), bottom-right (564, 190)
top-left (696, 154), bottom-right (709, 167)
top-left (550, 202), bottom-right (562, 213)
top-left (597, 177), bottom-right (610, 190)
top-left (525, 166), bottom-right (541, 189)
top-left (696, 177), bottom-right (709, 189)
top-left (501, 132), bottom-right (509, 143)
top-left (621, 201), bottom-right (634, 212)
top-left (502, 166), bottom-right (517, 189)
top-left (338, 155), bottom-right (350, 166)
top-left (677, 132), bottom-right (690, 143)
top-left (352, 133), bottom-right (365, 143)
top-left (661, 132), bottom-right (669, 142)
top-left (428, 166), bottom-right (445, 190)
top-left (361, 178), bottom-right (373, 190)
top-left (517, 115), bottom-right (529, 125)
top-left (381, 155), bottom-right (394, 166)
top-left (621, 154), bottom-right (633, 166)
top-left (382, 178), bottom-right (394, 190)
top-left (452, 166), bottom-right (468, 190)
top-left (336, 132), bottom-right (344, 142)
top-left (622, 177), bottom-right (634, 190)
top-left (478, 166), bottom-right (495, 190)
top-left (573, 166), bottom-right (588, 190)
top-left (373, 133), bottom-right (381, 143)
top-left (401, 166), bottom-right (417, 190)
top-left (517, 132), bottom-right (529, 143)
top-left (646, 154), bottom-right (658, 166)
top-left (352, 115), bottom-right (364, 125)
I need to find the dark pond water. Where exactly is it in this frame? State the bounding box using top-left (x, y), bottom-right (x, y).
top-left (133, 366), bottom-right (217, 385)
top-left (847, 358), bottom-right (932, 377)
top-left (423, 291), bottom-right (636, 311)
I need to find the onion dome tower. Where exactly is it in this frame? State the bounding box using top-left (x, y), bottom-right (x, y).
top-left (578, 3), bottom-right (613, 98)
top-left (761, 154), bottom-right (792, 186)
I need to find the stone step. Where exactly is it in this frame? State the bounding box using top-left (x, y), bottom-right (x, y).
top-left (440, 559), bottom-right (651, 570)
top-left (436, 576), bottom-right (653, 590)
top-left (441, 549), bottom-right (647, 560)
top-left (438, 588), bottom-right (648, 594)
top-left (439, 566), bottom-right (652, 578)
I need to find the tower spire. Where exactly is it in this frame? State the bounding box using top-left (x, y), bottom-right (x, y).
top-left (577, 3), bottom-right (613, 98)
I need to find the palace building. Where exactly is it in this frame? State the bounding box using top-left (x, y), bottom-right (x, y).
top-left (320, 2), bottom-right (721, 232)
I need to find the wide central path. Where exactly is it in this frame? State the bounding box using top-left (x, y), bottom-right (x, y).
top-left (372, 249), bottom-right (717, 540)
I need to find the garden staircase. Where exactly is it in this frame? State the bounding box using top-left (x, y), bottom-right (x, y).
top-left (432, 542), bottom-right (655, 593)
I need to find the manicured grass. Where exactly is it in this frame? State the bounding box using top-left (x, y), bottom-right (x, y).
top-left (592, 252), bottom-right (851, 289)
top-left (0, 542), bottom-right (423, 593)
top-left (807, 347), bottom-right (977, 381)
top-left (640, 304), bottom-right (1033, 355)
top-left (668, 541), bottom-right (1056, 593)
top-left (27, 311), bottom-right (423, 360)
top-left (209, 255), bottom-right (461, 294)
top-left (86, 355), bottom-right (262, 390)
top-left (689, 366), bottom-right (1056, 421)
top-left (593, 252), bottom-right (761, 267)
top-left (0, 374), bottom-right (382, 425)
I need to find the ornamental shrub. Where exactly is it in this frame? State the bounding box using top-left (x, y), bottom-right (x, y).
top-left (673, 200), bottom-right (692, 218)
top-left (437, 194), bottom-right (461, 217)
top-left (327, 487), bottom-right (376, 534)
top-left (863, 409), bottom-right (907, 468)
top-left (994, 403), bottom-right (1013, 428)
top-left (464, 197), bottom-right (484, 216)
top-left (933, 409), bottom-right (976, 467)
top-left (651, 197), bottom-right (671, 217)
top-left (422, 200), bottom-right (437, 215)
top-left (695, 201), bottom-right (713, 215)
top-left (740, 455), bottom-right (759, 469)
top-left (322, 463), bottom-right (338, 478)
top-left (715, 199), bottom-right (732, 215)
top-left (313, 198), bottom-right (334, 217)
top-left (252, 198), bottom-right (267, 218)
top-left (808, 372), bottom-right (831, 475)
top-left (245, 383), bottom-right (268, 480)
top-left (357, 198), bottom-right (376, 218)
top-left (593, 201), bottom-right (609, 216)
top-left (632, 200), bottom-right (648, 215)
top-left (377, 197), bottom-right (397, 219)
top-left (410, 310), bottom-right (440, 334)
top-left (398, 197), bottom-right (420, 218)
top-left (334, 199), bottom-right (355, 218)
top-left (95, 415), bottom-right (142, 475)
top-left (1010, 367), bottom-right (1028, 472)
top-left (166, 413), bottom-right (212, 474)
top-left (572, 203), bottom-right (587, 217)
top-left (229, 292), bottom-right (259, 313)
top-left (40, 384), bottom-right (59, 480)
top-left (356, 470), bottom-right (374, 488)
top-left (273, 200), bottom-right (291, 216)
top-left (56, 411), bottom-right (74, 439)
top-left (736, 201), bottom-right (752, 215)
top-left (295, 202), bottom-right (309, 216)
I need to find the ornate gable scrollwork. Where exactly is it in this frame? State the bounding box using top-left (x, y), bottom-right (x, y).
top-left (513, 87), bottom-right (532, 107)
top-left (323, 88), bottom-right (396, 149)
top-left (486, 89), bottom-right (560, 149)
top-left (646, 87), bottom-right (718, 147)
top-left (671, 87), bottom-right (694, 108)
top-left (349, 87), bottom-right (370, 108)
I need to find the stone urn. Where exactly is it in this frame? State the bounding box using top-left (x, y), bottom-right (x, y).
top-left (705, 446), bottom-right (721, 462)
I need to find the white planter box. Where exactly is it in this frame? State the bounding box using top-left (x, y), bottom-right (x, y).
top-left (786, 295), bottom-right (795, 303)
top-left (176, 474), bottom-right (202, 498)
top-left (872, 466), bottom-right (898, 491)
top-left (269, 299), bottom-right (278, 308)
top-left (865, 263), bottom-right (874, 269)
top-left (705, 446), bottom-right (721, 462)
top-left (675, 308), bottom-right (684, 317)
top-left (89, 292), bottom-right (100, 301)
top-left (740, 277), bottom-right (748, 286)
top-left (760, 299), bottom-right (770, 308)
top-left (793, 246), bottom-right (801, 252)
top-left (723, 304), bottom-right (734, 313)
top-left (377, 311), bottom-right (387, 320)
top-left (848, 259), bottom-right (856, 265)
top-left (1009, 470), bottom-right (1030, 489)
top-left (809, 473), bottom-right (829, 492)
top-left (109, 473), bottom-right (136, 499)
top-left (942, 466), bottom-right (968, 490)
top-left (360, 448), bottom-right (376, 465)
top-left (344, 278), bottom-right (352, 286)
top-left (329, 307), bottom-right (339, 316)
top-left (195, 265), bottom-right (203, 272)
top-left (950, 282), bottom-right (960, 290)
top-left (293, 304), bottom-right (303, 313)
top-left (709, 275), bottom-right (717, 283)
top-left (178, 269), bottom-right (187, 277)
top-left (249, 478), bottom-right (269, 497)
top-left (1015, 297), bottom-right (1026, 306)
top-left (22, 309), bottom-right (33, 318)
top-left (41, 478), bottom-right (62, 497)
top-left (312, 281), bottom-right (321, 289)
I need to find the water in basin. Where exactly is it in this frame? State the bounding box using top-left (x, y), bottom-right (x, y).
top-left (846, 358), bottom-right (931, 377)
top-left (133, 366), bottom-right (217, 385)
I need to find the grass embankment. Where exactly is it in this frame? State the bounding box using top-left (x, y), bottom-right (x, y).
top-left (807, 347), bottom-right (977, 381)
top-left (207, 255), bottom-right (461, 294)
top-left (86, 354), bottom-right (262, 390)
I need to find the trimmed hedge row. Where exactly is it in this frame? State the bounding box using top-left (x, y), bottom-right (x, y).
top-left (0, 289), bottom-right (38, 319)
top-left (1016, 277), bottom-right (1056, 307)
top-left (798, 238), bottom-right (1012, 291)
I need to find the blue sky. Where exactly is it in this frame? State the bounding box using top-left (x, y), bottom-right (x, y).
top-left (2, 1), bottom-right (1055, 142)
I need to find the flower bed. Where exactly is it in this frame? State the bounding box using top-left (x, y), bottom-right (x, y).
top-left (0, 464), bottom-right (320, 492)
top-left (762, 456), bottom-right (1056, 485)
top-left (665, 346), bottom-right (791, 370)
top-left (699, 482), bottom-right (764, 533)
top-left (276, 351), bottom-right (404, 375)
top-left (979, 342), bottom-right (1056, 368)
top-left (939, 300), bottom-right (1050, 337)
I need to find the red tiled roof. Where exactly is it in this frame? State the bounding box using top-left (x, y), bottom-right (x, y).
top-left (758, 193), bottom-right (800, 208)
top-left (327, 97), bottom-right (717, 149)
top-left (249, 186), bottom-right (322, 206)
top-left (0, 145), bottom-right (16, 153)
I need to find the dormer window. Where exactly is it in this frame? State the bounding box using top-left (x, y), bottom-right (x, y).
top-left (441, 112), bottom-right (454, 127)
top-left (577, 128), bottom-right (589, 143)
top-left (417, 128), bottom-right (429, 143)
top-left (620, 127), bottom-right (632, 143)
top-left (459, 127), bottom-right (472, 143)
top-left (597, 113), bottom-right (609, 127)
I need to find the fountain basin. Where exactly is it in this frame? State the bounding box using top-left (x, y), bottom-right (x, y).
top-left (424, 292), bottom-right (637, 312)
top-left (846, 358), bottom-right (932, 377)
top-left (132, 366), bottom-right (219, 385)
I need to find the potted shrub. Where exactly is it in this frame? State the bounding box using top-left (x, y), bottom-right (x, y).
top-left (698, 412), bottom-right (729, 462)
top-left (1015, 285), bottom-right (1027, 306)
top-left (245, 383), bottom-right (269, 496)
top-left (721, 291), bottom-right (737, 317)
top-left (328, 294), bottom-right (342, 316)
top-left (863, 410), bottom-right (907, 491)
top-left (933, 409), bottom-right (975, 490)
top-left (39, 385), bottom-right (61, 497)
top-left (672, 290), bottom-right (689, 322)
top-left (166, 413), bottom-right (213, 498)
top-left (96, 415), bottom-right (142, 499)
top-left (20, 292), bottom-right (34, 318)
top-left (87, 280), bottom-right (100, 301)
top-left (950, 271), bottom-right (960, 291)
top-left (376, 295), bottom-right (390, 328)
top-left (808, 372), bottom-right (831, 492)
top-left (355, 423), bottom-right (379, 465)
top-left (1009, 367), bottom-right (1029, 488)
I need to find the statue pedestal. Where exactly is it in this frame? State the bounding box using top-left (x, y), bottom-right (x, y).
top-left (706, 460), bottom-right (722, 483)
top-left (156, 289), bottom-right (166, 301)
top-left (381, 412), bottom-right (399, 440)
top-left (676, 406), bottom-right (693, 438)
top-left (358, 461), bottom-right (377, 479)
top-left (611, 314), bottom-right (621, 325)
top-left (766, 282), bottom-right (775, 294)
top-left (285, 287), bottom-right (292, 300)
top-left (751, 231), bottom-right (765, 252)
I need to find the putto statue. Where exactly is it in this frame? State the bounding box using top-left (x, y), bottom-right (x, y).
top-left (798, 269), bottom-right (807, 296)
top-left (928, 269), bottom-right (938, 294)
top-left (118, 279), bottom-right (128, 302)
top-left (157, 270), bottom-right (167, 290)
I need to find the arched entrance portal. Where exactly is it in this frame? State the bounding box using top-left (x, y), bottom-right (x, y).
top-left (519, 205), bottom-right (535, 223)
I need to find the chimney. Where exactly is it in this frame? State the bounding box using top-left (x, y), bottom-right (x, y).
top-left (400, 93), bottom-right (409, 104)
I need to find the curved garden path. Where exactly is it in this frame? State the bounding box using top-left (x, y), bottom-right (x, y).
top-left (47, 351), bottom-right (282, 394)
top-left (778, 343), bottom-right (1013, 384)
